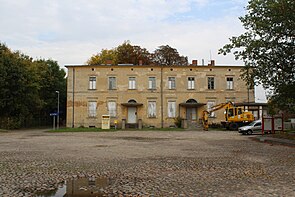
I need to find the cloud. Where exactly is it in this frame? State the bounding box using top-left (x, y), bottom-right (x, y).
top-left (0, 0), bottom-right (247, 66)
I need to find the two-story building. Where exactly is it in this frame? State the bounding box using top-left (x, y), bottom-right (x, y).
top-left (65, 60), bottom-right (255, 128)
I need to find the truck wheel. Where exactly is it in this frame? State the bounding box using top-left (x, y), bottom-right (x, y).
top-left (229, 123), bottom-right (238, 130)
top-left (247, 130), bottom-right (253, 135)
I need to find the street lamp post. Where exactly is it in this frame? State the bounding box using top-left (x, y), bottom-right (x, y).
top-left (56, 91), bottom-right (60, 130)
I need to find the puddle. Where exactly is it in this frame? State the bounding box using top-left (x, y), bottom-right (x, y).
top-left (37, 177), bottom-right (110, 197)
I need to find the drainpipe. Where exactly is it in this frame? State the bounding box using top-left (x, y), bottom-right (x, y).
top-left (72, 68), bottom-right (75, 128)
top-left (161, 65), bottom-right (164, 128)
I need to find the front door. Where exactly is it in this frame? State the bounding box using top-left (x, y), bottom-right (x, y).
top-left (128, 107), bottom-right (137, 123)
top-left (186, 108), bottom-right (197, 121)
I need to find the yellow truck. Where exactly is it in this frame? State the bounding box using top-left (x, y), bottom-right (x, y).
top-left (203, 101), bottom-right (254, 130)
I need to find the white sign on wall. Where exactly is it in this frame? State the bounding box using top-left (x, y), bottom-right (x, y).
top-left (263, 118), bottom-right (272, 131)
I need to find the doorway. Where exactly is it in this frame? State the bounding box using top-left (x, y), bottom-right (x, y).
top-left (128, 107), bottom-right (137, 123)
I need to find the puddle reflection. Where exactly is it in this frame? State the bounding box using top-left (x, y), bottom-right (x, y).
top-left (37, 177), bottom-right (110, 197)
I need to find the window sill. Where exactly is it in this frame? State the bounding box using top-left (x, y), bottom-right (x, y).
top-left (108, 89), bottom-right (117, 90)
top-left (148, 117), bottom-right (157, 119)
top-left (87, 116), bottom-right (97, 119)
top-left (88, 89), bottom-right (96, 90)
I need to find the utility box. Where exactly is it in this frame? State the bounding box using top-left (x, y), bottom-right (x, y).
top-left (101, 115), bottom-right (110, 129)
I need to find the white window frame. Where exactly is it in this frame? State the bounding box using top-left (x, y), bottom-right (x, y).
top-left (148, 101), bottom-right (156, 118)
top-left (187, 77), bottom-right (195, 89)
top-left (129, 77), bottom-right (136, 89)
top-left (207, 101), bottom-right (216, 117)
top-left (168, 101), bottom-right (176, 118)
top-left (88, 101), bottom-right (97, 117)
top-left (89, 77), bottom-right (96, 90)
top-left (108, 77), bottom-right (116, 90)
top-left (226, 77), bottom-right (234, 90)
top-left (107, 101), bottom-right (116, 117)
top-left (168, 77), bottom-right (176, 89)
top-left (148, 77), bottom-right (156, 90)
top-left (208, 77), bottom-right (215, 90)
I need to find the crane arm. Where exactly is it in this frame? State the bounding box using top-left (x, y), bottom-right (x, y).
top-left (208, 101), bottom-right (234, 113)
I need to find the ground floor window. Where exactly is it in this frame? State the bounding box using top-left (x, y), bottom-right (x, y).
top-left (108, 101), bottom-right (116, 117)
top-left (148, 101), bottom-right (156, 118)
top-left (207, 101), bottom-right (216, 117)
top-left (88, 101), bottom-right (97, 117)
top-left (168, 101), bottom-right (176, 118)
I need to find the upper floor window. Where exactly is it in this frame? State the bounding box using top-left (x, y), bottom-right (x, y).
top-left (88, 101), bottom-right (97, 117)
top-left (187, 77), bottom-right (195, 89)
top-left (226, 77), bottom-right (234, 90)
top-left (208, 77), bottom-right (215, 90)
top-left (148, 101), bottom-right (156, 118)
top-left (107, 101), bottom-right (117, 117)
top-left (148, 77), bottom-right (156, 90)
top-left (168, 77), bottom-right (176, 89)
top-left (129, 77), bottom-right (136, 89)
top-left (108, 77), bottom-right (116, 90)
top-left (89, 77), bottom-right (96, 90)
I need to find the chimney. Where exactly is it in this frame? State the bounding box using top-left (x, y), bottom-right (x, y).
top-left (210, 60), bottom-right (215, 66)
top-left (106, 60), bottom-right (112, 65)
top-left (139, 60), bottom-right (143, 66)
top-left (192, 60), bottom-right (198, 66)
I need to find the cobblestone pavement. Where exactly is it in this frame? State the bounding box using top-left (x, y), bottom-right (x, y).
top-left (0, 129), bottom-right (294, 196)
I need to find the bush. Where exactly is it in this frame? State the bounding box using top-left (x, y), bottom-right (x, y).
top-left (174, 117), bottom-right (182, 128)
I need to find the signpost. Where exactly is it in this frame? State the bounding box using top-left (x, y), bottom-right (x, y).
top-left (50, 113), bottom-right (58, 130)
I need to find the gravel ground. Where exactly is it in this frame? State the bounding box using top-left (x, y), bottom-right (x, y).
top-left (0, 129), bottom-right (294, 197)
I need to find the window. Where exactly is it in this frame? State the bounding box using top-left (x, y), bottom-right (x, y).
top-left (168, 101), bottom-right (176, 118)
top-left (88, 101), bottom-right (97, 117)
top-left (129, 77), bottom-right (136, 89)
top-left (207, 101), bottom-right (216, 117)
top-left (108, 77), bottom-right (116, 90)
top-left (108, 101), bottom-right (116, 117)
top-left (148, 77), bottom-right (156, 90)
top-left (89, 77), bottom-right (96, 90)
top-left (168, 77), bottom-right (176, 89)
top-left (187, 77), bottom-right (195, 89)
top-left (148, 101), bottom-right (156, 118)
top-left (226, 77), bottom-right (234, 90)
top-left (208, 77), bottom-right (215, 90)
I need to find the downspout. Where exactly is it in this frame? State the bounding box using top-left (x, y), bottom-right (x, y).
top-left (161, 65), bottom-right (164, 128)
top-left (72, 68), bottom-right (75, 128)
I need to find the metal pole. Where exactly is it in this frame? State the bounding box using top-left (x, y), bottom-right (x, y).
top-left (72, 68), bottom-right (75, 128)
top-left (56, 91), bottom-right (60, 130)
top-left (160, 65), bottom-right (164, 128)
top-left (53, 116), bottom-right (55, 130)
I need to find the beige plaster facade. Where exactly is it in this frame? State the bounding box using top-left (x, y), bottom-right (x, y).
top-left (66, 62), bottom-right (254, 128)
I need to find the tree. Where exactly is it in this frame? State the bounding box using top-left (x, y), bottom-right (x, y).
top-left (153, 45), bottom-right (188, 66)
top-left (87, 41), bottom-right (152, 65)
top-left (219, 0), bottom-right (295, 113)
top-left (87, 48), bottom-right (117, 65)
top-left (0, 43), bottom-right (66, 129)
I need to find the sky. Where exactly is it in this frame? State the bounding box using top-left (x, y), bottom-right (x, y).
top-left (0, 0), bottom-right (267, 102)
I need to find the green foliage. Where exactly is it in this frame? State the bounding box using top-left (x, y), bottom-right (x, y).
top-left (87, 41), bottom-right (188, 66)
top-left (219, 0), bottom-right (295, 113)
top-left (0, 43), bottom-right (66, 129)
top-left (153, 45), bottom-right (188, 66)
top-left (174, 116), bottom-right (182, 128)
top-left (87, 48), bottom-right (118, 65)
